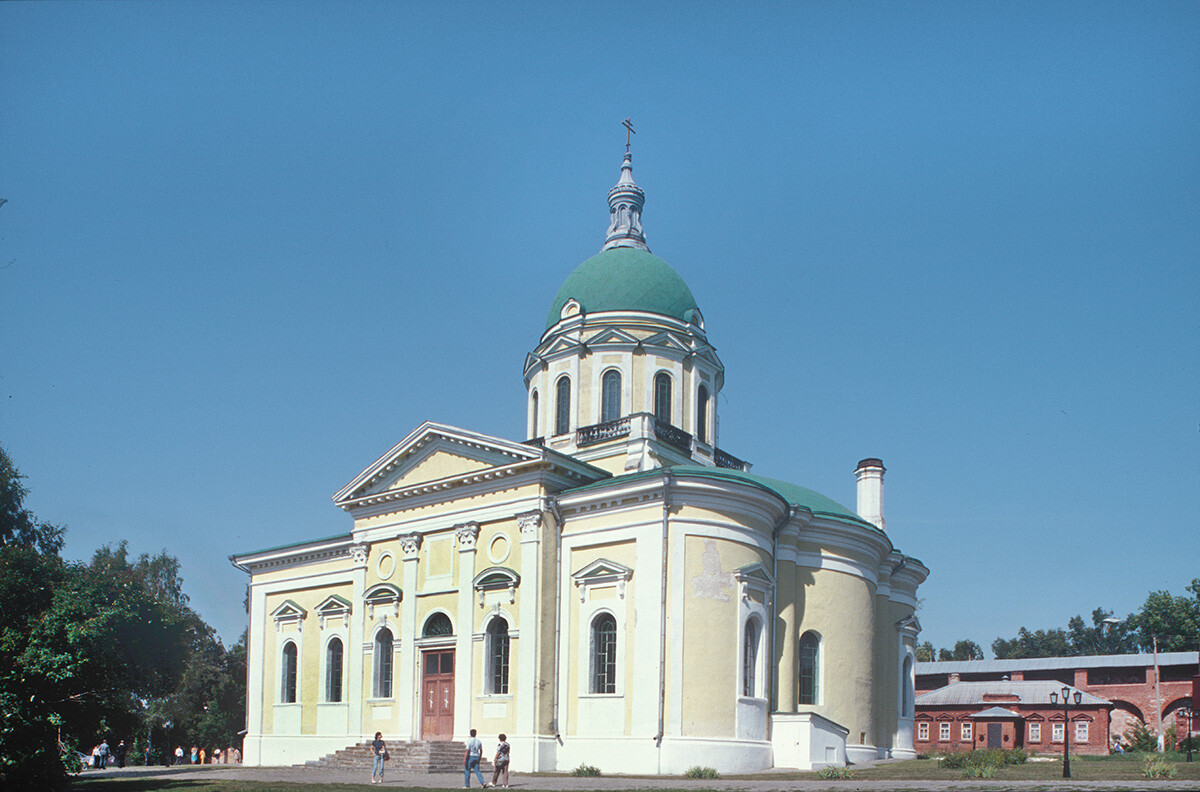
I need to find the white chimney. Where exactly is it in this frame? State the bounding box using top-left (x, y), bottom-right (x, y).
top-left (855, 458), bottom-right (886, 531)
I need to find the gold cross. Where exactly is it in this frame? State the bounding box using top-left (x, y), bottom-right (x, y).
top-left (623, 117), bottom-right (635, 151)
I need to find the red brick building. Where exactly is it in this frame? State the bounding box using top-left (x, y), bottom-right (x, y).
top-left (917, 652), bottom-right (1198, 746)
top-left (914, 680), bottom-right (1112, 756)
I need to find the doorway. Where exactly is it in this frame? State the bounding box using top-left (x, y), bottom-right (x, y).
top-left (421, 649), bottom-right (455, 740)
top-left (987, 722), bottom-right (1003, 748)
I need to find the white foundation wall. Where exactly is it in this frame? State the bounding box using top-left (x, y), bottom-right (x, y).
top-left (554, 735), bottom-right (772, 775)
top-left (770, 712), bottom-right (848, 770)
top-left (247, 734), bottom-right (373, 766)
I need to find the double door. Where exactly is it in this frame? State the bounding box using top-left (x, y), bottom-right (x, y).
top-left (421, 649), bottom-right (455, 740)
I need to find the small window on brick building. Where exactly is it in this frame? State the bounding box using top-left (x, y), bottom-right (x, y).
top-left (1029, 722), bottom-right (1041, 742)
top-left (961, 722), bottom-right (972, 741)
top-left (1052, 722), bottom-right (1064, 743)
top-left (1075, 721), bottom-right (1088, 743)
top-left (939, 722), bottom-right (951, 741)
top-left (918, 722), bottom-right (929, 741)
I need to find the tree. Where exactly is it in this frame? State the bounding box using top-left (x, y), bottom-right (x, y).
top-left (916, 641), bottom-right (935, 662)
top-left (992, 626), bottom-right (1073, 659)
top-left (0, 445), bottom-right (63, 554)
top-left (1129, 581), bottom-right (1200, 653)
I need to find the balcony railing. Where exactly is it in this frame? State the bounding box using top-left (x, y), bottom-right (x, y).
top-left (576, 417), bottom-right (631, 447)
top-left (654, 420), bottom-right (693, 453)
top-left (714, 448), bottom-right (749, 471)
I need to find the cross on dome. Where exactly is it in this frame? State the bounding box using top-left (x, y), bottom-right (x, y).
top-left (603, 119), bottom-right (648, 252)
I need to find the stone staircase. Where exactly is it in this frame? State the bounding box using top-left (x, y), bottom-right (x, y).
top-left (305, 740), bottom-right (493, 774)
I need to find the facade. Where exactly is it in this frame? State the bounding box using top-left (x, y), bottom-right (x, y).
top-left (232, 143), bottom-right (929, 773)
top-left (917, 652), bottom-right (1200, 746)
top-left (914, 680), bottom-right (1112, 756)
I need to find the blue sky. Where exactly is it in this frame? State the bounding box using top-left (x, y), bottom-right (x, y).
top-left (2, 2), bottom-right (1197, 653)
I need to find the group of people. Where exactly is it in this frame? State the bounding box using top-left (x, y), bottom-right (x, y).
top-left (172, 744), bottom-right (241, 764)
top-left (88, 739), bottom-right (127, 769)
top-left (368, 729), bottom-right (510, 788)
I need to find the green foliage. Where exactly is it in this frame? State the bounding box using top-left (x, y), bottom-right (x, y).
top-left (1122, 720), bottom-right (1177, 753)
top-left (915, 641), bottom-right (935, 662)
top-left (1140, 752), bottom-right (1177, 779)
top-left (961, 763), bottom-right (997, 778)
top-left (815, 765), bottom-right (855, 779)
top-left (936, 640), bottom-right (984, 661)
top-left (0, 443), bottom-right (245, 789)
top-left (938, 748), bottom-right (1026, 770)
top-left (1131, 584), bottom-right (1200, 653)
top-left (683, 766), bottom-right (719, 778)
top-left (571, 763), bottom-right (602, 776)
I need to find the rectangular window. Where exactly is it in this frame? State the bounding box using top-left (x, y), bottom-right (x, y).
top-left (939, 722), bottom-right (951, 741)
top-left (918, 722), bottom-right (929, 741)
top-left (1052, 722), bottom-right (1064, 743)
top-left (1075, 721), bottom-right (1088, 743)
top-left (1029, 722), bottom-right (1041, 742)
top-left (961, 722), bottom-right (972, 742)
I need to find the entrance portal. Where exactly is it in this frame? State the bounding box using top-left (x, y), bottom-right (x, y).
top-left (421, 649), bottom-right (455, 740)
top-left (987, 722), bottom-right (1002, 748)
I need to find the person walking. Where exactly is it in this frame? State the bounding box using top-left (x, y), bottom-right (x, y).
top-left (370, 731), bottom-right (388, 784)
top-left (115, 740), bottom-right (126, 768)
top-left (487, 733), bottom-right (510, 788)
top-left (463, 728), bottom-right (486, 788)
top-left (98, 739), bottom-right (110, 768)
top-left (174, 746), bottom-right (184, 765)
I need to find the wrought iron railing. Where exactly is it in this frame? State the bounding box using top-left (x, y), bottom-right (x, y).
top-left (576, 417), bottom-right (631, 447)
top-left (714, 448), bottom-right (749, 471)
top-left (653, 420), bottom-right (693, 453)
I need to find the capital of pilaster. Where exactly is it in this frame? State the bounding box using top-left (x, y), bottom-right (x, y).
top-left (400, 532), bottom-right (423, 559)
top-left (455, 522), bottom-right (481, 551)
top-left (350, 543), bottom-right (369, 567)
top-left (517, 510), bottom-right (543, 542)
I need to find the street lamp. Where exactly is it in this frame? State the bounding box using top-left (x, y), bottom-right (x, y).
top-left (1180, 704), bottom-right (1194, 763)
top-left (1050, 686), bottom-right (1082, 779)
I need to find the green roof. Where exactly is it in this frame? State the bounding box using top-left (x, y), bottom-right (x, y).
top-left (546, 248), bottom-right (700, 330)
top-left (563, 465), bottom-right (878, 531)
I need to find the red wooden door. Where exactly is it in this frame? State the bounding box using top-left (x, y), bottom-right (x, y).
top-left (421, 649), bottom-right (454, 740)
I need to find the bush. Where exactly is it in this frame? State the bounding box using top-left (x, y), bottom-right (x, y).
top-left (571, 763), bottom-right (601, 777)
top-left (938, 748), bottom-right (1026, 771)
top-left (1141, 753), bottom-right (1177, 779)
top-left (683, 766), bottom-right (719, 779)
top-left (961, 764), bottom-right (997, 778)
top-left (815, 765), bottom-right (855, 779)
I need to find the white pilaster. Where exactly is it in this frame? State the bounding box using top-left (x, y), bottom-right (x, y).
top-left (398, 533), bottom-right (422, 740)
top-left (516, 511), bottom-right (543, 763)
top-left (454, 522), bottom-right (480, 738)
top-left (245, 582), bottom-right (268, 763)
top-left (348, 543), bottom-right (368, 740)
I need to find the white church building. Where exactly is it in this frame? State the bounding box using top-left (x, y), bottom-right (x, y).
top-left (232, 138), bottom-right (929, 773)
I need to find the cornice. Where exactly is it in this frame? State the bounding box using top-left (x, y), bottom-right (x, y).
top-left (231, 535), bottom-right (354, 574)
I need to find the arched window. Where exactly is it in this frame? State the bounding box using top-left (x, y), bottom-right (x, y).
top-left (590, 613), bottom-right (617, 694)
top-left (423, 612), bottom-right (453, 637)
top-left (373, 628), bottom-right (394, 698)
top-left (486, 617), bottom-right (510, 695)
top-left (601, 370), bottom-right (621, 423)
top-left (325, 637), bottom-right (344, 703)
top-left (654, 373), bottom-right (672, 425)
top-left (902, 655), bottom-right (914, 717)
top-left (555, 376), bottom-right (571, 435)
top-left (798, 631), bottom-right (821, 705)
top-left (530, 390), bottom-right (539, 438)
top-left (743, 618), bottom-right (760, 697)
top-left (281, 641), bottom-right (298, 703)
top-left (696, 384), bottom-right (709, 444)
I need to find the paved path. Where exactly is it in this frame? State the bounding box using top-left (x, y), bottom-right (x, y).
top-left (71, 764), bottom-right (1200, 791)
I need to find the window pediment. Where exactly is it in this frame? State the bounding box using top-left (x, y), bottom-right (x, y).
top-left (364, 584), bottom-right (402, 619)
top-left (271, 600), bottom-right (307, 632)
top-left (572, 559), bottom-right (633, 602)
top-left (315, 594), bottom-right (351, 629)
top-left (733, 563), bottom-right (774, 605)
top-left (473, 566), bottom-right (519, 607)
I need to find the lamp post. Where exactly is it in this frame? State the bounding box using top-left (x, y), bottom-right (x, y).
top-left (1181, 704), bottom-right (1194, 763)
top-left (1050, 686), bottom-right (1082, 779)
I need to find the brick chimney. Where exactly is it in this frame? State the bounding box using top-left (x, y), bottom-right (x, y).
top-left (855, 458), bottom-right (886, 531)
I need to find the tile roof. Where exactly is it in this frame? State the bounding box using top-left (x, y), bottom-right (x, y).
top-left (916, 680), bottom-right (1111, 707)
top-left (916, 651), bottom-right (1197, 675)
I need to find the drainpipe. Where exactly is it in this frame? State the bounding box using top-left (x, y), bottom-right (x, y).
top-left (655, 470), bottom-right (672, 761)
top-left (549, 496), bottom-right (564, 744)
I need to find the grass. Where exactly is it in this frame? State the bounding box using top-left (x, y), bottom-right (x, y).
top-left (68, 753), bottom-right (1200, 791)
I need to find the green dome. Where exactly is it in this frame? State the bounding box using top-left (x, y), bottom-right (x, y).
top-left (546, 248), bottom-right (700, 330)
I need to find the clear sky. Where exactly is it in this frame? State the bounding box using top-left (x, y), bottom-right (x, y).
top-left (2, 2), bottom-right (1197, 653)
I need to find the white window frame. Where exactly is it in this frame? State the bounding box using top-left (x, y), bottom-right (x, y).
top-left (482, 612), bottom-right (512, 696)
top-left (322, 634), bottom-right (345, 703)
top-left (918, 721), bottom-right (929, 741)
top-left (1029, 722), bottom-right (1041, 742)
top-left (1074, 720), bottom-right (1088, 743)
top-left (280, 639), bottom-right (299, 704)
top-left (1052, 722), bottom-right (1064, 743)
top-left (798, 630), bottom-right (822, 706)
top-left (961, 722), bottom-right (973, 742)
top-left (734, 564), bottom-right (772, 702)
top-left (939, 721), bottom-right (951, 741)
top-left (370, 624), bottom-right (396, 700)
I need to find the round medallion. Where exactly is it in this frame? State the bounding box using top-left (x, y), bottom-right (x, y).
top-left (377, 551), bottom-right (396, 581)
top-left (487, 533), bottom-right (510, 565)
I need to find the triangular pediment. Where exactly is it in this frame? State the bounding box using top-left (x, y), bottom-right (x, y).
top-left (733, 563), bottom-right (775, 589)
top-left (572, 558), bottom-right (633, 582)
top-left (334, 422), bottom-right (546, 505)
top-left (545, 336), bottom-right (584, 355)
top-left (640, 330), bottom-right (691, 352)
top-left (585, 327), bottom-right (641, 347)
top-left (316, 594), bottom-right (352, 615)
top-left (271, 600), bottom-right (306, 620)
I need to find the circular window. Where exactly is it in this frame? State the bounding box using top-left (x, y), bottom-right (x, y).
top-left (376, 551), bottom-right (395, 581)
top-left (488, 533), bottom-right (511, 564)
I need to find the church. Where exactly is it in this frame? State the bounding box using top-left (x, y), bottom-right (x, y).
top-left (232, 136), bottom-right (929, 773)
